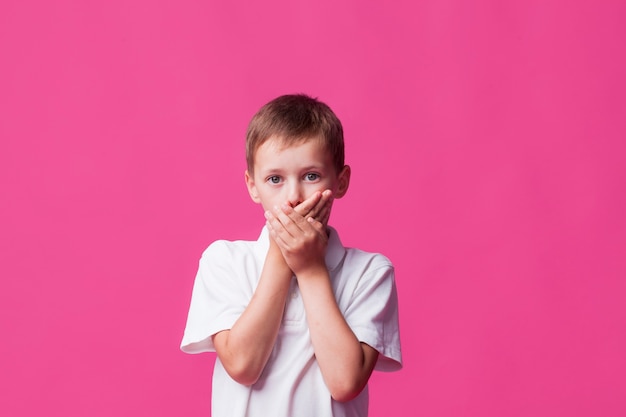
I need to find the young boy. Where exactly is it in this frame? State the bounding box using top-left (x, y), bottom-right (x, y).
top-left (181, 94), bottom-right (402, 417)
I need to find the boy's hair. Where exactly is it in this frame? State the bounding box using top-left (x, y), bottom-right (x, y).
top-left (245, 94), bottom-right (345, 174)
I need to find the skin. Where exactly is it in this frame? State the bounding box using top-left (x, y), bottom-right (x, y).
top-left (212, 136), bottom-right (379, 402)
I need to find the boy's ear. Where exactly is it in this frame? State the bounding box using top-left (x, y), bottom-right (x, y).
top-left (334, 165), bottom-right (351, 199)
top-left (245, 170), bottom-right (261, 204)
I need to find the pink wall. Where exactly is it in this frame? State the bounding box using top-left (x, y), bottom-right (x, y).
top-left (1, 1), bottom-right (625, 416)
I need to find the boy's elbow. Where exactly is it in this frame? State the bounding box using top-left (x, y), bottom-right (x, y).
top-left (226, 369), bottom-right (261, 386)
top-left (214, 334), bottom-right (265, 386)
top-left (328, 379), bottom-right (366, 403)
top-left (222, 358), bottom-right (264, 386)
top-left (328, 345), bottom-right (377, 402)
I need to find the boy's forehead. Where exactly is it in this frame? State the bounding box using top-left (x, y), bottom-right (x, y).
top-left (254, 135), bottom-right (329, 157)
top-left (253, 135), bottom-right (333, 168)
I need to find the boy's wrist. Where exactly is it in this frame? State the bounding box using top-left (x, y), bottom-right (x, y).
top-left (293, 262), bottom-right (328, 282)
top-left (266, 240), bottom-right (292, 274)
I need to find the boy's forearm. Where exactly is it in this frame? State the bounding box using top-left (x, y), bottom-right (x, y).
top-left (213, 247), bottom-right (291, 386)
top-left (296, 268), bottom-right (379, 402)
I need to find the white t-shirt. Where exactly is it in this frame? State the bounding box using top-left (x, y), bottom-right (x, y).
top-left (181, 227), bottom-right (402, 417)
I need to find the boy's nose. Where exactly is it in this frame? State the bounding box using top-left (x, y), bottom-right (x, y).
top-left (286, 184), bottom-right (303, 208)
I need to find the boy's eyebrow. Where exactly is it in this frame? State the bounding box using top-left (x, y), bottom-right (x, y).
top-left (299, 164), bottom-right (326, 171)
top-left (257, 166), bottom-right (283, 174)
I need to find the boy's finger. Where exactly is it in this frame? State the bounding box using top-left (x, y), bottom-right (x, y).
top-left (265, 209), bottom-right (292, 234)
top-left (294, 191), bottom-right (322, 217)
top-left (316, 200), bottom-right (332, 225)
top-left (310, 190), bottom-right (333, 222)
top-left (273, 204), bottom-right (307, 235)
top-left (306, 216), bottom-right (327, 235)
top-left (266, 209), bottom-right (300, 247)
top-left (296, 189), bottom-right (332, 219)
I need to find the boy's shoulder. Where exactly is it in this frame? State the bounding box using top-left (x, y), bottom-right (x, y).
top-left (344, 246), bottom-right (394, 269)
top-left (330, 228), bottom-right (390, 265)
top-left (334, 245), bottom-right (396, 295)
top-left (324, 226), bottom-right (392, 271)
top-left (200, 235), bottom-right (263, 263)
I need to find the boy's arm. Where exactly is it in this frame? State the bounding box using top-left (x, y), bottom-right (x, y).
top-left (212, 240), bottom-right (291, 386)
top-left (297, 267), bottom-right (380, 402)
top-left (212, 192), bottom-right (331, 386)
top-left (266, 204), bottom-right (379, 402)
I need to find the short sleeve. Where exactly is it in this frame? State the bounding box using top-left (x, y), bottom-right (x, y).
top-left (180, 241), bottom-right (252, 354)
top-left (343, 256), bottom-right (402, 372)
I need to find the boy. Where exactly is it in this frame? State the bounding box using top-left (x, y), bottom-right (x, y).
top-left (181, 94), bottom-right (402, 417)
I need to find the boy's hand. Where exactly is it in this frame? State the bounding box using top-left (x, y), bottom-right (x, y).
top-left (293, 189), bottom-right (333, 226)
top-left (265, 198), bottom-right (330, 276)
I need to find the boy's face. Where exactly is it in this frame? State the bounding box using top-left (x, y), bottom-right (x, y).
top-left (245, 136), bottom-right (350, 225)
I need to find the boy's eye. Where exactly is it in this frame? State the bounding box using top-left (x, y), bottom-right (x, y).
top-left (304, 173), bottom-right (320, 181)
top-left (268, 176), bottom-right (281, 184)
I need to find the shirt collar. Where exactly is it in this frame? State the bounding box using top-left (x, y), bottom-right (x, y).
top-left (257, 225), bottom-right (346, 272)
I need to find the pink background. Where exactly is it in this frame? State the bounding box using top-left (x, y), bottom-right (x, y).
top-left (1, 1), bottom-right (625, 416)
